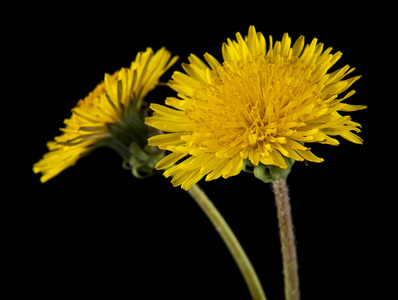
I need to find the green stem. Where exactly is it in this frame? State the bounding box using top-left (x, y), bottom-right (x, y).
top-left (188, 184), bottom-right (266, 300)
top-left (272, 179), bottom-right (300, 300)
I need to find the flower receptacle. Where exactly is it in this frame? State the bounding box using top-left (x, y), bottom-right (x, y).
top-left (243, 157), bottom-right (295, 183)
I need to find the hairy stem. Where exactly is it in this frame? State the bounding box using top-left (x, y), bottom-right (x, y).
top-left (272, 179), bottom-right (300, 300)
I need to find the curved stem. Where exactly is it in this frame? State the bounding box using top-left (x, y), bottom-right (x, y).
top-left (272, 179), bottom-right (300, 300)
top-left (188, 184), bottom-right (266, 300)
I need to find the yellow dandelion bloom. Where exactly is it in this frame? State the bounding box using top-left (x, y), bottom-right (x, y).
top-left (34, 47), bottom-right (178, 183)
top-left (146, 26), bottom-right (366, 190)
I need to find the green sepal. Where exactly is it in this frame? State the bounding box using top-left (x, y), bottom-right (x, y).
top-left (124, 142), bottom-right (165, 179)
top-left (243, 157), bottom-right (295, 183)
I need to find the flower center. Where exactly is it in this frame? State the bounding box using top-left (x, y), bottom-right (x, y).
top-left (185, 54), bottom-right (316, 161)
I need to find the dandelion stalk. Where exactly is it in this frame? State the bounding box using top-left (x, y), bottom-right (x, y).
top-left (188, 184), bottom-right (266, 300)
top-left (272, 179), bottom-right (300, 300)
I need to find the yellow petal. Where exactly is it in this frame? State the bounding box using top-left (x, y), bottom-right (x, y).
top-left (296, 149), bottom-right (324, 162)
top-left (156, 152), bottom-right (188, 170)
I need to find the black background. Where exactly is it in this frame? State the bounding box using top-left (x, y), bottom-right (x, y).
top-left (11, 3), bottom-right (392, 299)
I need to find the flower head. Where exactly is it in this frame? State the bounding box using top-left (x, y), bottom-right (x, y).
top-left (34, 47), bottom-right (178, 183)
top-left (146, 26), bottom-right (366, 190)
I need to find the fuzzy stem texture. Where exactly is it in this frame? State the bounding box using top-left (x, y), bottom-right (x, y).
top-left (272, 179), bottom-right (300, 300)
top-left (188, 184), bottom-right (266, 300)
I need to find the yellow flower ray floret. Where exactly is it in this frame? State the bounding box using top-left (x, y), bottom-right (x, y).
top-left (146, 26), bottom-right (366, 190)
top-left (34, 48), bottom-right (178, 183)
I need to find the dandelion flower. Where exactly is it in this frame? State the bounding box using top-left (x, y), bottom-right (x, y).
top-left (34, 47), bottom-right (178, 183)
top-left (146, 26), bottom-right (366, 190)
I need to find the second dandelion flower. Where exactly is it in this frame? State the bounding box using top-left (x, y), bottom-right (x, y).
top-left (146, 26), bottom-right (366, 190)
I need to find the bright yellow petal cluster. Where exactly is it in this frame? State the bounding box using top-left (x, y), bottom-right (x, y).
top-left (146, 26), bottom-right (366, 190)
top-left (34, 47), bottom-right (178, 183)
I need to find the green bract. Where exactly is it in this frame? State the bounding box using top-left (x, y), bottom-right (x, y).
top-left (243, 157), bottom-right (295, 183)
